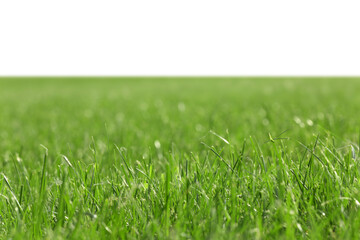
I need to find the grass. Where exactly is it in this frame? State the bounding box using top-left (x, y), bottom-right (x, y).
top-left (1, 77), bottom-right (360, 239)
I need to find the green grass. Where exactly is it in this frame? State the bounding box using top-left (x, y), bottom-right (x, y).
top-left (1, 77), bottom-right (360, 239)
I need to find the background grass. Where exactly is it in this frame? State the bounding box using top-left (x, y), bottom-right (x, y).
top-left (1, 77), bottom-right (360, 239)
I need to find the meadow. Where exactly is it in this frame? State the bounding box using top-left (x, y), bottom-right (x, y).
top-left (1, 77), bottom-right (360, 239)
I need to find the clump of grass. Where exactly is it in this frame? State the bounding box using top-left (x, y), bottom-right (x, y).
top-left (1, 77), bottom-right (360, 239)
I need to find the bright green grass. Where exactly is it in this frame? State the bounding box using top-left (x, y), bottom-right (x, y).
top-left (1, 77), bottom-right (360, 239)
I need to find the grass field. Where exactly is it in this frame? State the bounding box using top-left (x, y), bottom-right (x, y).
top-left (1, 77), bottom-right (360, 239)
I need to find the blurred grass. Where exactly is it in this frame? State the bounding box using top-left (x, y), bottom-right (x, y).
top-left (1, 77), bottom-right (359, 155)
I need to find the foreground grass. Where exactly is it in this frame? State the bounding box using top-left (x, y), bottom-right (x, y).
top-left (1, 77), bottom-right (360, 239)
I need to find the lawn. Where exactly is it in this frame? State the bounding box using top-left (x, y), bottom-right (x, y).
top-left (1, 77), bottom-right (360, 239)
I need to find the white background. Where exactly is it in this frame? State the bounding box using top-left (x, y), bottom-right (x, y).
top-left (0, 0), bottom-right (359, 76)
